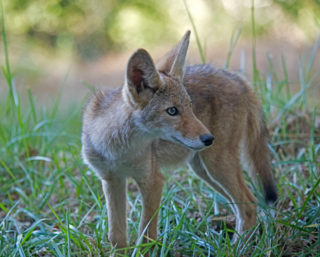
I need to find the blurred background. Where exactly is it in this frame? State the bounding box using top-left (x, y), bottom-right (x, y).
top-left (1, 0), bottom-right (320, 105)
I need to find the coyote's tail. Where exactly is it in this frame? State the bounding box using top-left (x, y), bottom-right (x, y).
top-left (244, 96), bottom-right (278, 204)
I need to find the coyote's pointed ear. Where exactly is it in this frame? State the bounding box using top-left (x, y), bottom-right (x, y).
top-left (156, 30), bottom-right (190, 81)
top-left (124, 49), bottom-right (161, 108)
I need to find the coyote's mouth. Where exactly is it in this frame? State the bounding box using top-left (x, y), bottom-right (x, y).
top-left (171, 136), bottom-right (205, 151)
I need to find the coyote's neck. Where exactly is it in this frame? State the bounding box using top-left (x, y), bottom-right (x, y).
top-left (91, 106), bottom-right (152, 161)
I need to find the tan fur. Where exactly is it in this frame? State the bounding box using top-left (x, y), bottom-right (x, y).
top-left (81, 31), bottom-right (277, 251)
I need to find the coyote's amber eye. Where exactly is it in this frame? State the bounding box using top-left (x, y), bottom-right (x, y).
top-left (166, 106), bottom-right (179, 116)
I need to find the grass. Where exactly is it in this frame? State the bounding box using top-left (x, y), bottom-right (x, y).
top-left (1, 4), bottom-right (320, 257)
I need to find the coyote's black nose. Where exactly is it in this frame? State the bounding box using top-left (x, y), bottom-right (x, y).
top-left (200, 134), bottom-right (214, 146)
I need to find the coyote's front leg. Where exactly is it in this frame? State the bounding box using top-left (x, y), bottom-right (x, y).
top-left (102, 176), bottom-right (127, 249)
top-left (134, 165), bottom-right (164, 244)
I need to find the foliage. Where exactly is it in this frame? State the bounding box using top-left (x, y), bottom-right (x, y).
top-left (3, 0), bottom-right (173, 59)
top-left (2, 0), bottom-right (320, 60)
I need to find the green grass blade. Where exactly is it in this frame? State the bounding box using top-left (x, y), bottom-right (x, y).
top-left (298, 176), bottom-right (320, 220)
top-left (225, 27), bottom-right (242, 69)
top-left (281, 54), bottom-right (290, 101)
top-left (251, 0), bottom-right (258, 89)
top-left (183, 0), bottom-right (206, 64)
top-left (0, 1), bottom-right (11, 84)
top-left (0, 159), bottom-right (17, 181)
top-left (27, 88), bottom-right (37, 124)
top-left (305, 35), bottom-right (320, 80)
top-left (66, 210), bottom-right (71, 257)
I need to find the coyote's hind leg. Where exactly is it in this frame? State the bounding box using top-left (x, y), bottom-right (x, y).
top-left (189, 150), bottom-right (257, 236)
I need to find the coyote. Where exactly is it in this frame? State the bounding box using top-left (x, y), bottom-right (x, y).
top-left (81, 31), bottom-right (277, 249)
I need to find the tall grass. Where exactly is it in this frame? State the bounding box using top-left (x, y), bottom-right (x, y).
top-left (1, 3), bottom-right (320, 257)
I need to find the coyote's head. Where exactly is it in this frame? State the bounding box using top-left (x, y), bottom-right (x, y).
top-left (122, 31), bottom-right (214, 151)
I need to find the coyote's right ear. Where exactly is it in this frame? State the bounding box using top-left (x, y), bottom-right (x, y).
top-left (124, 49), bottom-right (161, 108)
top-left (156, 30), bottom-right (190, 81)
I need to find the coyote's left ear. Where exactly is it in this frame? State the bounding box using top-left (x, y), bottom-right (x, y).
top-left (124, 49), bottom-right (161, 108)
top-left (156, 30), bottom-right (190, 81)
